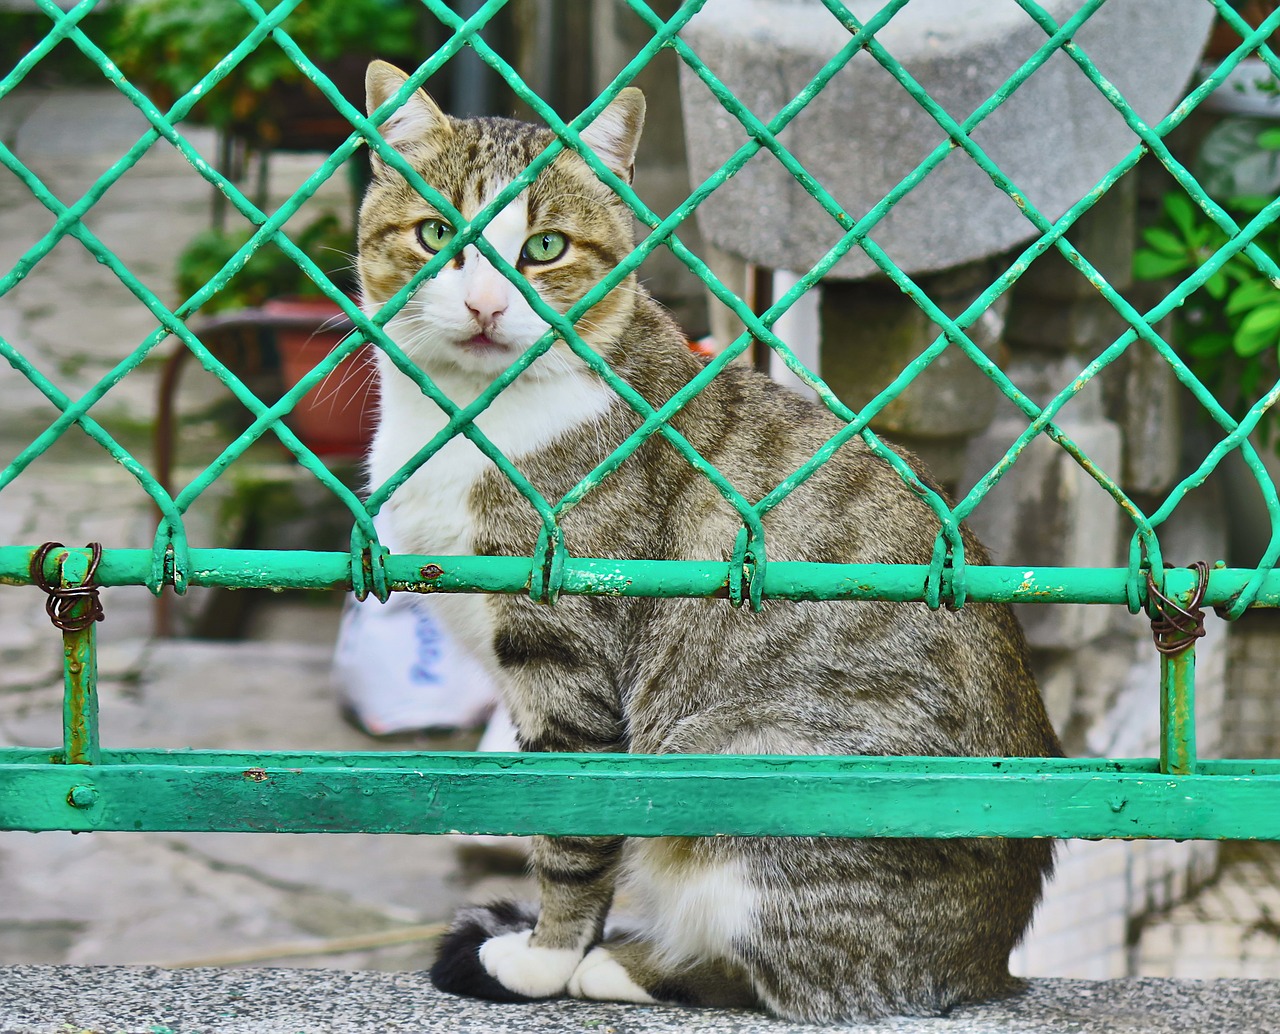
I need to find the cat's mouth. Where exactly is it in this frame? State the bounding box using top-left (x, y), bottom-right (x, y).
top-left (459, 332), bottom-right (508, 352)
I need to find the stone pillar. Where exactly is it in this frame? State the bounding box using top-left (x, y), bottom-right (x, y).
top-left (678, 0), bottom-right (1214, 281)
top-left (820, 258), bottom-right (1009, 490)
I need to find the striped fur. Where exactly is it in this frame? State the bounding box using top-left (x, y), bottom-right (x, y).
top-left (359, 62), bottom-right (1061, 1023)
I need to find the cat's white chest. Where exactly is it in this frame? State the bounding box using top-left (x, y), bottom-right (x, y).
top-left (370, 360), bottom-right (610, 555)
top-left (372, 418), bottom-right (490, 560)
top-left (368, 355), bottom-right (611, 663)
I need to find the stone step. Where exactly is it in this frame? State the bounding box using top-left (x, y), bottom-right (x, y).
top-left (1, 966), bottom-right (1278, 1034)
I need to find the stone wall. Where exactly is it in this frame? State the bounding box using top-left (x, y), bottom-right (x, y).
top-left (1223, 610), bottom-right (1280, 761)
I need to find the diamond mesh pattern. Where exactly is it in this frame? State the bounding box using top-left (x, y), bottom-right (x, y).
top-left (3, 0), bottom-right (1280, 839)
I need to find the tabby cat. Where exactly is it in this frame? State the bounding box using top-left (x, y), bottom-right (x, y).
top-left (358, 60), bottom-right (1061, 1023)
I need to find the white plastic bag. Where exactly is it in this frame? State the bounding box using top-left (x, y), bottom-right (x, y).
top-left (333, 590), bottom-right (500, 736)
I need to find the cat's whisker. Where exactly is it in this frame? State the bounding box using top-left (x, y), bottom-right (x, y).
top-left (332, 362), bottom-right (380, 427)
top-left (315, 313), bottom-right (351, 335)
top-left (310, 349), bottom-right (371, 414)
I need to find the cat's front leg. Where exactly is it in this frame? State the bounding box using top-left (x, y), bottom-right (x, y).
top-left (478, 687), bottom-right (625, 996)
top-left (477, 834), bottom-right (624, 997)
top-left (435, 600), bottom-right (629, 1001)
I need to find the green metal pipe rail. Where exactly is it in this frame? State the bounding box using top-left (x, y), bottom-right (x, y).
top-left (2, 0), bottom-right (1280, 840)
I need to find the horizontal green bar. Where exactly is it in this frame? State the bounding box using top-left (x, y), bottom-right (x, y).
top-left (0, 549), bottom-right (1256, 607)
top-left (0, 546), bottom-right (1267, 607)
top-left (0, 747), bottom-right (1170, 773)
top-left (3, 749), bottom-right (1280, 839)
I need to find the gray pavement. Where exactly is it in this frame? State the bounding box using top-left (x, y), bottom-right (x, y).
top-left (7, 968), bottom-right (1280, 1034)
top-left (4, 83), bottom-right (1280, 1032)
top-left (0, 631), bottom-right (532, 975)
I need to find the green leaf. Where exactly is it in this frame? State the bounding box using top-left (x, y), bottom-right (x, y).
top-left (1141, 226), bottom-right (1187, 257)
top-left (1133, 249), bottom-right (1191, 280)
top-left (1222, 259), bottom-right (1254, 284)
top-left (1229, 194), bottom-right (1274, 214)
top-left (1258, 127), bottom-right (1280, 150)
top-left (1225, 278), bottom-right (1277, 317)
top-left (1241, 358), bottom-right (1263, 398)
top-left (1190, 224), bottom-right (1216, 250)
top-left (1163, 192), bottom-right (1198, 239)
top-left (1205, 270), bottom-right (1230, 300)
top-left (1232, 302), bottom-right (1280, 356)
top-left (1186, 331), bottom-right (1232, 358)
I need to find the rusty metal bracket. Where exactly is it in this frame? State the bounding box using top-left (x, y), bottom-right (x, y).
top-left (1147, 560), bottom-right (1208, 656)
top-left (30, 542), bottom-right (105, 632)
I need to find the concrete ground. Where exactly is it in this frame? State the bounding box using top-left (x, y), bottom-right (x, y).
top-left (0, 624), bottom-right (534, 975)
top-left (2, 79), bottom-right (1280, 1025)
top-left (8, 967), bottom-right (1280, 1034)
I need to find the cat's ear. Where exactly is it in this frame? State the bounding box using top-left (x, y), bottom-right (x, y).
top-left (365, 60), bottom-right (451, 175)
top-left (578, 88), bottom-right (646, 185)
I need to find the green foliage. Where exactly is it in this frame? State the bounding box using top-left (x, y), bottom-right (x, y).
top-left (176, 213), bottom-right (352, 313)
top-left (1134, 119), bottom-right (1280, 448)
top-left (1, 8), bottom-right (124, 84)
top-left (105, 0), bottom-right (421, 137)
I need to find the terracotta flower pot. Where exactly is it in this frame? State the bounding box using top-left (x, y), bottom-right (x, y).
top-left (264, 296), bottom-right (377, 458)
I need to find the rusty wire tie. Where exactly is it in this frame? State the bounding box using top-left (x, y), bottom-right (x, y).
top-left (30, 542), bottom-right (105, 632)
top-left (1147, 560), bottom-right (1209, 656)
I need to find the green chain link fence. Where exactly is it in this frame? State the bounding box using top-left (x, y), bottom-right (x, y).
top-left (2, 0), bottom-right (1280, 839)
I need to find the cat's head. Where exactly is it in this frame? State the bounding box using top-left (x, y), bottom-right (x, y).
top-left (358, 60), bottom-right (645, 379)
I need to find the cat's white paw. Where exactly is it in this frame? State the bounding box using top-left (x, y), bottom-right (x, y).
top-left (567, 947), bottom-right (656, 1003)
top-left (477, 930), bottom-right (581, 998)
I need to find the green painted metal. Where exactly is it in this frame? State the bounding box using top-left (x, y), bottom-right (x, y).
top-left (55, 550), bottom-right (101, 767)
top-left (3, 750), bottom-right (1280, 840)
top-left (1161, 650), bottom-right (1197, 777)
top-left (1, 0), bottom-right (1279, 841)
top-left (5, 547), bottom-right (1280, 608)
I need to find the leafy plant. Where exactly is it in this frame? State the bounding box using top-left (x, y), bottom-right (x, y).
top-left (1134, 120), bottom-right (1280, 447)
top-left (2, 8), bottom-right (124, 84)
top-left (106, 0), bottom-right (422, 141)
top-left (176, 213), bottom-right (353, 314)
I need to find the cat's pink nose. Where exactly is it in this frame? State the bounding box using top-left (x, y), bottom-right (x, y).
top-left (466, 295), bottom-right (507, 326)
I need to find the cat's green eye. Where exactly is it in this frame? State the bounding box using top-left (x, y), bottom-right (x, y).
top-left (417, 218), bottom-right (455, 253)
top-left (522, 230), bottom-right (567, 264)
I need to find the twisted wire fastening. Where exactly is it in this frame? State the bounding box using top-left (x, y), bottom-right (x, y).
top-left (30, 542), bottom-right (104, 633)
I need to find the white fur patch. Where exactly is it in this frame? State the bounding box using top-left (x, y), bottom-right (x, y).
top-left (624, 843), bottom-right (759, 965)
top-left (478, 929), bottom-right (581, 998)
top-left (568, 947), bottom-right (655, 1003)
